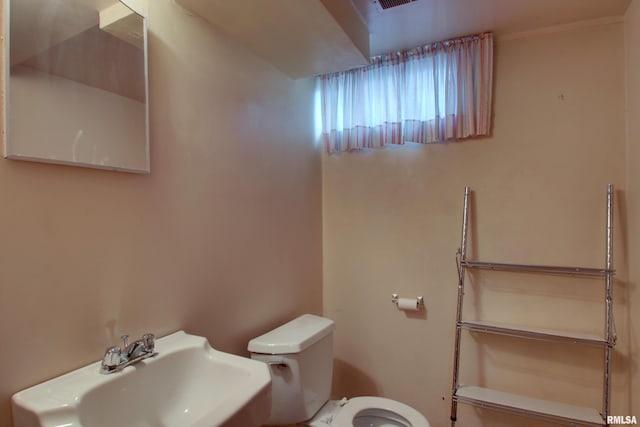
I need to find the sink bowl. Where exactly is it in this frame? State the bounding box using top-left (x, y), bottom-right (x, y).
top-left (12, 331), bottom-right (272, 427)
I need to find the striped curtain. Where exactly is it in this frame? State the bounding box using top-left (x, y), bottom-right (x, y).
top-left (319, 32), bottom-right (493, 153)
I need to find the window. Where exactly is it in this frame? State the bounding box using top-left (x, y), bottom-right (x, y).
top-left (318, 33), bottom-right (493, 153)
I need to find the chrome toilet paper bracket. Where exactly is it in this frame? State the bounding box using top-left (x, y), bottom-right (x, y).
top-left (391, 294), bottom-right (424, 308)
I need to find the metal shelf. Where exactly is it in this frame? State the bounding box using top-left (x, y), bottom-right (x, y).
top-left (449, 185), bottom-right (616, 426)
top-left (459, 320), bottom-right (608, 347)
top-left (461, 260), bottom-right (611, 278)
top-left (454, 385), bottom-right (605, 426)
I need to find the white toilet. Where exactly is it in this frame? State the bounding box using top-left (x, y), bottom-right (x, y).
top-left (248, 314), bottom-right (431, 427)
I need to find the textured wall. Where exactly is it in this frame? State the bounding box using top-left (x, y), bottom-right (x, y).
top-left (625, 0), bottom-right (640, 418)
top-left (323, 22), bottom-right (628, 427)
top-left (0, 1), bottom-right (322, 425)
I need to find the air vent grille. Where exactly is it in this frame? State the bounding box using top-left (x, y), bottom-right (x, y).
top-left (377, 0), bottom-right (416, 10)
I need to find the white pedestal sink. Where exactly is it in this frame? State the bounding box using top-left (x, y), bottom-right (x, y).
top-left (12, 331), bottom-right (272, 427)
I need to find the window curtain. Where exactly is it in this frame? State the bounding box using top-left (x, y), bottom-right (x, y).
top-left (318, 32), bottom-right (493, 153)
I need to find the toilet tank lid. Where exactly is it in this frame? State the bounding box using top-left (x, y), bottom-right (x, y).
top-left (248, 314), bottom-right (334, 354)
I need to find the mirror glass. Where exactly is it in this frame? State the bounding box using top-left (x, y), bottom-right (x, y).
top-left (5, 0), bottom-right (149, 173)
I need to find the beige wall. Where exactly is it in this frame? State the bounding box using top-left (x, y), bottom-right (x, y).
top-left (626, 0), bottom-right (640, 417)
top-left (323, 21), bottom-right (628, 427)
top-left (0, 0), bottom-right (322, 425)
top-left (2, 2), bottom-right (637, 427)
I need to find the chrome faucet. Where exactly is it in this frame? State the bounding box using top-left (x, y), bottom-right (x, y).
top-left (100, 333), bottom-right (156, 374)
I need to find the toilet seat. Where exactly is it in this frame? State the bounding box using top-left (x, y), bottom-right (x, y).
top-left (335, 397), bottom-right (429, 427)
top-left (307, 397), bottom-right (430, 427)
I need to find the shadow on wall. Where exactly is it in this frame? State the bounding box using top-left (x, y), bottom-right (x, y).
top-left (615, 191), bottom-right (637, 414)
top-left (332, 359), bottom-right (379, 398)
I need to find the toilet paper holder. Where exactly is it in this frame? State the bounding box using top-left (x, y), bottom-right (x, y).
top-left (391, 294), bottom-right (424, 308)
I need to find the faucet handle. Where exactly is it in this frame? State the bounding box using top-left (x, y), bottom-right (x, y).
top-left (121, 335), bottom-right (129, 350)
top-left (142, 333), bottom-right (156, 353)
top-left (101, 346), bottom-right (122, 372)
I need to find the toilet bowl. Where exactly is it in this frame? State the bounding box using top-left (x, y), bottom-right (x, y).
top-left (307, 397), bottom-right (430, 427)
top-left (248, 314), bottom-right (431, 427)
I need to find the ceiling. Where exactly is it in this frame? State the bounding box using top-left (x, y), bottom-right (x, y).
top-left (10, 0), bottom-right (634, 79)
top-left (350, 0), bottom-right (632, 55)
top-left (175, 0), bottom-right (632, 78)
top-left (174, 0), bottom-right (371, 78)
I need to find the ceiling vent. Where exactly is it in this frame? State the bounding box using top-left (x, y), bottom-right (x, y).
top-left (375, 0), bottom-right (417, 11)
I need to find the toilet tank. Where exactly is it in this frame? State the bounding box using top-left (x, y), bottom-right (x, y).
top-left (248, 314), bottom-right (334, 425)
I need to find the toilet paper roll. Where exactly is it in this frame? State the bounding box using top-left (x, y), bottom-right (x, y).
top-left (396, 297), bottom-right (420, 311)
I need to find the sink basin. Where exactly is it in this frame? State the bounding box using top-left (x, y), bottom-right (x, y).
top-left (12, 331), bottom-right (272, 427)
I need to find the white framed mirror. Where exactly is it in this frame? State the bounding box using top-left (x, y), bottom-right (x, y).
top-left (4, 0), bottom-right (150, 173)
